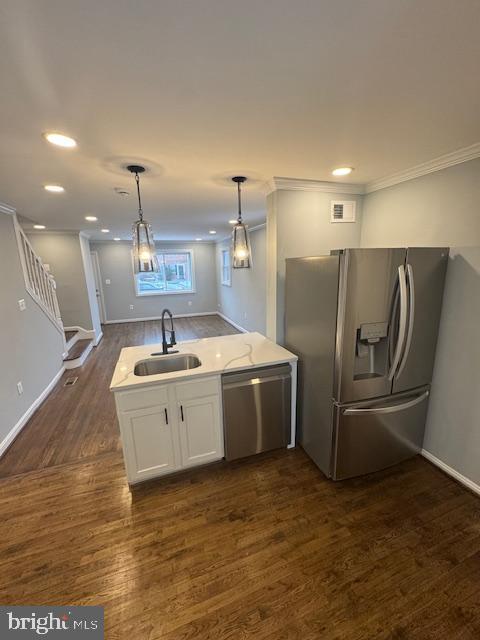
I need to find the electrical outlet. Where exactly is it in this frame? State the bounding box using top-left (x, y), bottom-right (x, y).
top-left (18, 299), bottom-right (26, 311)
top-left (105, 279), bottom-right (111, 285)
top-left (129, 304), bottom-right (134, 310)
top-left (17, 381), bottom-right (24, 395)
top-left (188, 300), bottom-right (192, 307)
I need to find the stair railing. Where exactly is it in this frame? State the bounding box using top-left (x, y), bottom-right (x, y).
top-left (14, 217), bottom-right (64, 336)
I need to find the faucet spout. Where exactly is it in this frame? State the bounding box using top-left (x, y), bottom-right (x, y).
top-left (161, 309), bottom-right (178, 355)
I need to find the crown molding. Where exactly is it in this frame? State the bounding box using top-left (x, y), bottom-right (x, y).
top-left (365, 142), bottom-right (480, 193)
top-left (267, 177), bottom-right (365, 195)
top-left (0, 202), bottom-right (16, 215)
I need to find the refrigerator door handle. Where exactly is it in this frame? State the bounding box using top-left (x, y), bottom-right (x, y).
top-left (396, 263), bottom-right (415, 379)
top-left (343, 390), bottom-right (429, 416)
top-left (388, 265), bottom-right (408, 380)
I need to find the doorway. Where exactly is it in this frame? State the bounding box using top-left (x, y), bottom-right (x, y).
top-left (90, 251), bottom-right (107, 324)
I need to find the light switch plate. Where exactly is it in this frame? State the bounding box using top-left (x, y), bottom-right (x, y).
top-left (105, 279), bottom-right (111, 285)
top-left (18, 299), bottom-right (26, 311)
top-left (17, 381), bottom-right (24, 395)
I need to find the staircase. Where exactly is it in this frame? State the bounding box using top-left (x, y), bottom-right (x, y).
top-left (14, 217), bottom-right (94, 369)
top-left (63, 329), bottom-right (94, 369)
top-left (15, 218), bottom-right (64, 336)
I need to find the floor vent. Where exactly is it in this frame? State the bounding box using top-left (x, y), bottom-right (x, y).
top-left (64, 377), bottom-right (78, 387)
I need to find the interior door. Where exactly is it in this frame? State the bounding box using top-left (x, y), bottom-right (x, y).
top-left (337, 248), bottom-right (406, 403)
top-left (332, 386), bottom-right (430, 480)
top-left (90, 251), bottom-right (106, 324)
top-left (393, 248), bottom-right (449, 393)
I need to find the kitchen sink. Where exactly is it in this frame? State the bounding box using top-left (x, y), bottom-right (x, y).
top-left (134, 354), bottom-right (201, 376)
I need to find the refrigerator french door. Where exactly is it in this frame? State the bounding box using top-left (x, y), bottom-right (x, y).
top-left (285, 247), bottom-right (448, 480)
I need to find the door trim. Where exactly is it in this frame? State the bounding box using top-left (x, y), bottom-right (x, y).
top-left (90, 251), bottom-right (107, 324)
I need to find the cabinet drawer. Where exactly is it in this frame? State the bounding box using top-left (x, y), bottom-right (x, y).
top-left (175, 376), bottom-right (220, 401)
top-left (115, 385), bottom-right (169, 412)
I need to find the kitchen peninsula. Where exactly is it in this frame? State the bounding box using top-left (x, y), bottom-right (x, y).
top-left (111, 332), bottom-right (297, 484)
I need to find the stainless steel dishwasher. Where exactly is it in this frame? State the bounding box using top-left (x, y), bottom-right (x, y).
top-left (222, 364), bottom-right (292, 460)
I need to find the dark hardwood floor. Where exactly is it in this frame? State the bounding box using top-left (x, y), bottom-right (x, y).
top-left (0, 316), bottom-right (479, 639)
top-left (0, 315), bottom-right (239, 478)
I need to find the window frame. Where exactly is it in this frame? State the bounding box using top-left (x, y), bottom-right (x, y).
top-left (220, 248), bottom-right (232, 287)
top-left (132, 249), bottom-right (196, 297)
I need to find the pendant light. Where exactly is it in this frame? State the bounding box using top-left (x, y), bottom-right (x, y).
top-left (128, 165), bottom-right (159, 273)
top-left (231, 176), bottom-right (251, 268)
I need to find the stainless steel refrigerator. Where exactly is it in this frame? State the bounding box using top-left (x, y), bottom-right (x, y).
top-left (285, 248), bottom-right (448, 480)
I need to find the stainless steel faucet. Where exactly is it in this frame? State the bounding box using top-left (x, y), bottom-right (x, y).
top-left (160, 309), bottom-right (178, 354)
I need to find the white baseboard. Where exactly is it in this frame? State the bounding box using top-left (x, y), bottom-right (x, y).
top-left (216, 312), bottom-right (248, 333)
top-left (0, 366), bottom-right (65, 458)
top-left (63, 325), bottom-right (93, 334)
top-left (421, 449), bottom-right (480, 498)
top-left (63, 326), bottom-right (96, 346)
top-left (94, 331), bottom-right (103, 346)
top-left (103, 312), bottom-right (218, 324)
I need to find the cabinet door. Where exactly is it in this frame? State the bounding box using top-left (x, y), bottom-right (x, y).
top-left (177, 395), bottom-right (224, 468)
top-left (119, 404), bottom-right (180, 483)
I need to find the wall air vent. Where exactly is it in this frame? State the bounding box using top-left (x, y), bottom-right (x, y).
top-left (331, 200), bottom-right (356, 223)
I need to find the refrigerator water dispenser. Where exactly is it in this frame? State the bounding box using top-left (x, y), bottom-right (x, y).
top-left (354, 322), bottom-right (389, 380)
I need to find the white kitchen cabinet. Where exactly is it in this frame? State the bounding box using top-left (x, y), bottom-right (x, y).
top-left (115, 376), bottom-right (224, 484)
top-left (119, 403), bottom-right (181, 483)
top-left (177, 395), bottom-right (223, 468)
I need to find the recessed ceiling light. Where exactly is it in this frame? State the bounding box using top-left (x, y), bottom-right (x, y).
top-left (33, 224), bottom-right (46, 230)
top-left (195, 238), bottom-right (202, 241)
top-left (44, 132), bottom-right (77, 148)
top-left (101, 229), bottom-right (110, 233)
top-left (85, 215), bottom-right (98, 222)
top-left (44, 184), bottom-right (65, 193)
top-left (228, 219), bottom-right (237, 225)
top-left (209, 230), bottom-right (217, 235)
top-left (332, 167), bottom-right (354, 177)
top-left (114, 237), bottom-right (121, 241)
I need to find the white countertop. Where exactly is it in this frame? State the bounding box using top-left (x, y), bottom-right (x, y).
top-left (110, 331), bottom-right (297, 391)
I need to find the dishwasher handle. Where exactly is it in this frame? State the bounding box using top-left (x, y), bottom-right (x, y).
top-left (222, 364), bottom-right (292, 388)
top-left (223, 372), bottom-right (291, 390)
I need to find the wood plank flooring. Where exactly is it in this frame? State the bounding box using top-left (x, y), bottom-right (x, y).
top-left (0, 315), bottom-right (239, 478)
top-left (0, 316), bottom-right (479, 638)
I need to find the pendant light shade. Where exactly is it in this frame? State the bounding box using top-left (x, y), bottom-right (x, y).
top-left (231, 176), bottom-right (251, 269)
top-left (128, 165), bottom-right (159, 274)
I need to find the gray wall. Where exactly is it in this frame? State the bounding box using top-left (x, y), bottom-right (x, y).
top-left (361, 158), bottom-right (480, 247)
top-left (91, 241), bottom-right (217, 322)
top-left (423, 248), bottom-right (480, 485)
top-left (268, 189), bottom-right (363, 343)
top-left (0, 213), bottom-right (64, 449)
top-left (216, 226), bottom-right (266, 333)
top-left (28, 232), bottom-right (95, 330)
top-left (361, 158), bottom-right (480, 488)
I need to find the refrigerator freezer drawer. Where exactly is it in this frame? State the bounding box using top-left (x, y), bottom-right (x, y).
top-left (332, 387), bottom-right (430, 480)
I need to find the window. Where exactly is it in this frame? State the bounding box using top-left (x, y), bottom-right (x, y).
top-left (134, 251), bottom-right (195, 296)
top-left (221, 249), bottom-right (231, 286)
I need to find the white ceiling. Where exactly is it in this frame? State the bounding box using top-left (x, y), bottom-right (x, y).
top-left (0, 0), bottom-right (479, 240)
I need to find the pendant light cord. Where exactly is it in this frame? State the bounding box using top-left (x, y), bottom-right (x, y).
top-left (135, 172), bottom-right (144, 221)
top-left (237, 180), bottom-right (242, 223)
